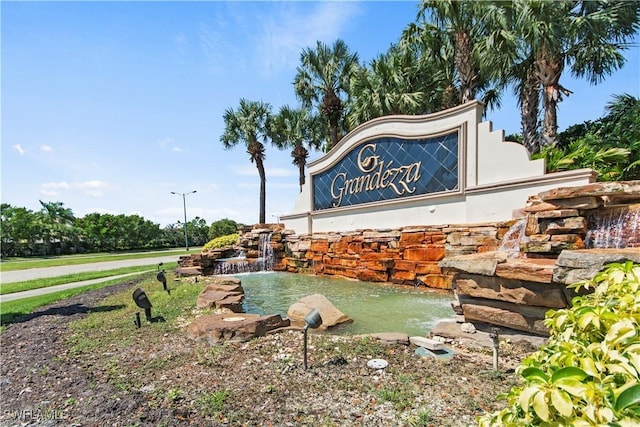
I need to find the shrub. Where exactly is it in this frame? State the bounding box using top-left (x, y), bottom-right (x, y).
top-left (202, 233), bottom-right (239, 251)
top-left (478, 261), bottom-right (640, 426)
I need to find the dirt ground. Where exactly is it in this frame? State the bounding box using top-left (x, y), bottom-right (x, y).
top-left (0, 279), bottom-right (533, 427)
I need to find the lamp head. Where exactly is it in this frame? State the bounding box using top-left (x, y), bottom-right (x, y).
top-left (132, 288), bottom-right (152, 310)
top-left (304, 308), bottom-right (322, 329)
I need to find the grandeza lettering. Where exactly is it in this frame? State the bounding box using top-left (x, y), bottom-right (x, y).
top-left (330, 143), bottom-right (421, 207)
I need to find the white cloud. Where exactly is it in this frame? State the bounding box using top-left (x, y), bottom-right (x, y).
top-left (39, 180), bottom-right (111, 198)
top-left (199, 17), bottom-right (237, 74)
top-left (255, 2), bottom-right (362, 77)
top-left (174, 32), bottom-right (189, 55)
top-left (77, 180), bottom-right (111, 197)
top-left (159, 137), bottom-right (173, 147)
top-left (78, 180), bottom-right (110, 190)
top-left (40, 144), bottom-right (53, 152)
top-left (42, 182), bottom-right (71, 190)
top-left (12, 144), bottom-right (25, 155)
top-left (197, 2), bottom-right (360, 79)
top-left (209, 183), bottom-right (220, 190)
top-left (158, 137), bottom-right (185, 153)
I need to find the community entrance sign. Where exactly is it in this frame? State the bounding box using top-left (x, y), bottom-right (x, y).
top-left (282, 102), bottom-right (595, 234)
top-left (313, 132), bottom-right (459, 210)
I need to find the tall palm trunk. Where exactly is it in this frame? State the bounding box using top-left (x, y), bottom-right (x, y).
top-left (292, 145), bottom-right (308, 192)
top-left (455, 30), bottom-right (476, 103)
top-left (255, 157), bottom-right (266, 224)
top-left (323, 91), bottom-right (342, 151)
top-left (520, 66), bottom-right (540, 154)
top-left (536, 51), bottom-right (564, 147)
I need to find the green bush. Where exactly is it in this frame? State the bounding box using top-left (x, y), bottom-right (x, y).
top-left (202, 233), bottom-right (239, 251)
top-left (478, 261), bottom-right (640, 426)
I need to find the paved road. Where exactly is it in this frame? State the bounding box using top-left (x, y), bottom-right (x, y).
top-left (0, 271), bottom-right (155, 303)
top-left (0, 254), bottom-right (183, 303)
top-left (0, 255), bottom-right (181, 284)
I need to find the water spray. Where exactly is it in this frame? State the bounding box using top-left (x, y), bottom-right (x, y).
top-left (490, 327), bottom-right (500, 371)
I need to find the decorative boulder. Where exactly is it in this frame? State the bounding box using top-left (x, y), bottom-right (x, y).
top-left (197, 277), bottom-right (244, 312)
top-left (287, 294), bottom-right (352, 330)
top-left (187, 313), bottom-right (290, 345)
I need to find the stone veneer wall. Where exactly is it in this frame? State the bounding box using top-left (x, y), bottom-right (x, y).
top-left (521, 181), bottom-right (640, 256)
top-left (179, 182), bottom-right (639, 294)
top-left (439, 181), bottom-right (640, 335)
top-left (177, 182), bottom-right (639, 336)
top-left (277, 222), bottom-right (516, 290)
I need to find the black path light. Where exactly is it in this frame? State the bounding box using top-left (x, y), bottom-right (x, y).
top-left (302, 308), bottom-right (323, 370)
top-left (156, 269), bottom-right (169, 294)
top-left (132, 288), bottom-right (165, 325)
top-left (133, 288), bottom-right (153, 322)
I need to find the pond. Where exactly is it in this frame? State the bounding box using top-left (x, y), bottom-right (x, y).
top-left (236, 271), bottom-right (454, 337)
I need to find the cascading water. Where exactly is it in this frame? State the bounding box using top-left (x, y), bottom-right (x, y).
top-left (213, 256), bottom-right (250, 275)
top-left (585, 207), bottom-right (640, 249)
top-left (498, 218), bottom-right (529, 258)
top-left (213, 232), bottom-right (275, 274)
top-left (257, 232), bottom-right (274, 271)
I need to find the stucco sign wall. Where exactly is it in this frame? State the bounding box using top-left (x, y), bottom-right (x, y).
top-left (281, 101), bottom-right (596, 234)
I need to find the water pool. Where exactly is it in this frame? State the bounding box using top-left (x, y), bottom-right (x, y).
top-left (236, 271), bottom-right (454, 336)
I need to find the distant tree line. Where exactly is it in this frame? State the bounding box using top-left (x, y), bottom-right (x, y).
top-left (220, 0), bottom-right (640, 222)
top-left (0, 201), bottom-right (241, 258)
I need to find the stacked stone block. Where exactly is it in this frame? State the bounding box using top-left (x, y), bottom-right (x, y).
top-left (522, 181), bottom-right (640, 256)
top-left (277, 223), bottom-right (512, 290)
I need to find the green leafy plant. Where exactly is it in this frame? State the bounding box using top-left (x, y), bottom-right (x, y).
top-left (202, 233), bottom-right (239, 251)
top-left (478, 261), bottom-right (640, 426)
top-left (377, 387), bottom-right (414, 411)
top-left (198, 389), bottom-right (230, 418)
top-left (408, 408), bottom-right (432, 427)
top-left (166, 388), bottom-right (183, 402)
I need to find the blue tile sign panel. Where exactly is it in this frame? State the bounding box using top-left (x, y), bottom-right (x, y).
top-left (313, 131), bottom-right (459, 210)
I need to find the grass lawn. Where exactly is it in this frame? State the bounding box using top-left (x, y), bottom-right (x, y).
top-left (0, 272), bottom-right (160, 329)
top-left (0, 262), bottom-right (178, 295)
top-left (0, 247), bottom-right (201, 272)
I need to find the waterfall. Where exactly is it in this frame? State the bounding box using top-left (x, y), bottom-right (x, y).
top-left (498, 218), bottom-right (529, 258)
top-left (258, 232), bottom-right (274, 271)
top-left (213, 232), bottom-right (274, 274)
top-left (213, 257), bottom-right (250, 275)
top-left (585, 207), bottom-right (640, 249)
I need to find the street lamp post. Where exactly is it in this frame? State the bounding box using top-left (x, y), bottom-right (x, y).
top-left (171, 190), bottom-right (197, 250)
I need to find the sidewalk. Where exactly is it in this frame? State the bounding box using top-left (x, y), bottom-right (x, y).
top-left (0, 271), bottom-right (154, 303)
top-left (0, 255), bottom-right (180, 284)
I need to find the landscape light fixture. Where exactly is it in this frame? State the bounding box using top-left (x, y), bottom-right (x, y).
top-left (156, 269), bottom-right (169, 294)
top-left (132, 288), bottom-right (153, 322)
top-left (302, 308), bottom-right (323, 370)
top-left (171, 190), bottom-right (197, 251)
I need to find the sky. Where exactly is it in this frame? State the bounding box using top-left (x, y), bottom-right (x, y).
top-left (2, 1), bottom-right (639, 228)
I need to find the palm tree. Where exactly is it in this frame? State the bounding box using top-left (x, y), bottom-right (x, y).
top-left (347, 46), bottom-right (432, 128)
top-left (401, 0), bottom-right (504, 113)
top-left (514, 0), bottom-right (640, 146)
top-left (294, 39), bottom-right (361, 152)
top-left (221, 99), bottom-right (272, 224)
top-left (38, 200), bottom-right (75, 254)
top-left (270, 105), bottom-right (322, 192)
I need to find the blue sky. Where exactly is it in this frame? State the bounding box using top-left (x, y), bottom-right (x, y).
top-left (2, 1), bottom-right (639, 228)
